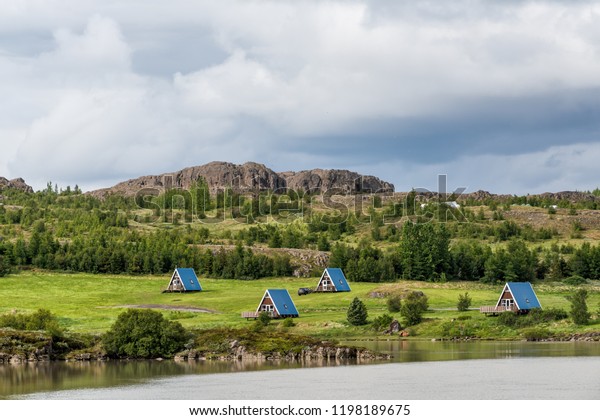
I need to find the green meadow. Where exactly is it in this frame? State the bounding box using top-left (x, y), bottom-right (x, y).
top-left (1, 271), bottom-right (599, 340)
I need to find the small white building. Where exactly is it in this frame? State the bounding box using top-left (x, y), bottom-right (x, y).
top-left (444, 201), bottom-right (461, 209)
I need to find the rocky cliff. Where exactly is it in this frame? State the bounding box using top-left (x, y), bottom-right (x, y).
top-left (0, 177), bottom-right (33, 193)
top-left (89, 161), bottom-right (395, 197)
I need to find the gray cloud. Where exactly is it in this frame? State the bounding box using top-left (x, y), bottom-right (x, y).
top-left (2, 1), bottom-right (600, 193)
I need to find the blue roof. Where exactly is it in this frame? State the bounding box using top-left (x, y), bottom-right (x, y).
top-left (504, 282), bottom-right (541, 310)
top-left (263, 289), bottom-right (299, 316)
top-left (175, 268), bottom-right (202, 291)
top-left (324, 268), bottom-right (351, 292)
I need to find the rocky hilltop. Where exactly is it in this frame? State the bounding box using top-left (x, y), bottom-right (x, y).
top-left (89, 161), bottom-right (395, 197)
top-left (0, 177), bottom-right (33, 193)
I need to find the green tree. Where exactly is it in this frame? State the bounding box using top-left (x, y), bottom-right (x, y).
top-left (347, 297), bottom-right (368, 326)
top-left (483, 240), bottom-right (537, 283)
top-left (387, 295), bottom-right (402, 313)
top-left (0, 254), bottom-right (10, 277)
top-left (317, 234), bottom-right (330, 251)
top-left (400, 292), bottom-right (429, 326)
top-left (398, 222), bottom-right (450, 281)
top-left (566, 289), bottom-right (591, 325)
top-left (457, 292), bottom-right (472, 312)
top-left (268, 231), bottom-right (282, 248)
top-left (191, 177), bottom-right (211, 218)
top-left (103, 309), bottom-right (190, 358)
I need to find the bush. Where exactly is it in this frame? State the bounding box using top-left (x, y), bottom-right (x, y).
top-left (529, 307), bottom-right (568, 322)
top-left (102, 309), bottom-right (190, 358)
top-left (496, 311), bottom-right (519, 327)
top-left (563, 275), bottom-right (587, 286)
top-left (258, 311), bottom-right (272, 326)
top-left (281, 317), bottom-right (295, 328)
top-left (371, 314), bottom-right (393, 332)
top-left (400, 292), bottom-right (428, 326)
top-left (457, 292), bottom-right (472, 312)
top-left (0, 309), bottom-right (63, 338)
top-left (498, 308), bottom-right (569, 329)
top-left (386, 295), bottom-right (402, 313)
top-left (347, 298), bottom-right (368, 326)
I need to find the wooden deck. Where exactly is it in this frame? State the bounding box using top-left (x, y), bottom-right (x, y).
top-left (241, 311), bottom-right (259, 319)
top-left (479, 305), bottom-right (516, 314)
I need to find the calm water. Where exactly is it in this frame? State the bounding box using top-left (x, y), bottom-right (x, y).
top-left (3, 341), bottom-right (600, 400)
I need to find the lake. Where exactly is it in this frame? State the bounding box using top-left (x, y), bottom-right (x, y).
top-left (3, 341), bottom-right (600, 400)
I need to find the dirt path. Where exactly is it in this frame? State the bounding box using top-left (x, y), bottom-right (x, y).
top-left (109, 304), bottom-right (217, 313)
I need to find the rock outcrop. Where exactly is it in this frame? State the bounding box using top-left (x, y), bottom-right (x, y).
top-left (281, 169), bottom-right (394, 194)
top-left (0, 177), bottom-right (33, 193)
top-left (89, 161), bottom-right (395, 197)
top-left (174, 341), bottom-right (390, 363)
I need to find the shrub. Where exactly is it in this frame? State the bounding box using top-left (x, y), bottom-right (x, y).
top-left (258, 311), bottom-right (272, 326)
top-left (497, 311), bottom-right (519, 327)
top-left (0, 309), bottom-right (63, 338)
top-left (563, 275), bottom-right (587, 286)
top-left (347, 298), bottom-right (368, 326)
top-left (529, 308), bottom-right (568, 322)
top-left (371, 314), bottom-right (393, 332)
top-left (386, 295), bottom-right (402, 313)
top-left (457, 292), bottom-right (472, 312)
top-left (102, 309), bottom-right (190, 358)
top-left (400, 292), bottom-right (428, 326)
top-left (281, 317), bottom-right (295, 328)
top-left (497, 308), bottom-right (568, 329)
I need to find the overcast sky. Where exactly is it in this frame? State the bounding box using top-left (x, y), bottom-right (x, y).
top-left (1, 0), bottom-right (600, 194)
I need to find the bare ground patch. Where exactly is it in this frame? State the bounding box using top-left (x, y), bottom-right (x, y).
top-left (106, 304), bottom-right (218, 313)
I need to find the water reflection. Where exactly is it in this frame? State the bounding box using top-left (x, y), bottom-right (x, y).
top-left (349, 340), bottom-right (600, 362)
top-left (3, 341), bottom-right (600, 399)
top-left (0, 357), bottom-right (367, 399)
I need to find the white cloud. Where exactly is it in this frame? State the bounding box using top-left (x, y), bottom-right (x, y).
top-left (2, 1), bottom-right (600, 193)
top-left (39, 15), bottom-right (132, 80)
top-left (368, 142), bottom-right (600, 195)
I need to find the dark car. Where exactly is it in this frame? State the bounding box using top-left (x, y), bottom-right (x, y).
top-left (298, 287), bottom-right (313, 296)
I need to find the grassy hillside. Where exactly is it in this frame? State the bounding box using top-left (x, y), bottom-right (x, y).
top-left (1, 271), bottom-right (598, 339)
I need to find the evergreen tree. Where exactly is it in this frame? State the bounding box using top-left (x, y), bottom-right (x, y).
top-left (398, 222), bottom-right (450, 281)
top-left (347, 297), bottom-right (368, 326)
top-left (0, 254), bottom-right (10, 277)
top-left (567, 289), bottom-right (591, 325)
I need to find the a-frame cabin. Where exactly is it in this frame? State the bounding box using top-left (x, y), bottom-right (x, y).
top-left (165, 268), bottom-right (202, 293)
top-left (316, 268), bottom-right (351, 292)
top-left (242, 289), bottom-right (299, 319)
top-left (480, 282), bottom-right (541, 315)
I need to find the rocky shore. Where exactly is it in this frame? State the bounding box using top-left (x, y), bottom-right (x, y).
top-left (545, 332), bottom-right (600, 342)
top-left (174, 340), bottom-right (389, 362)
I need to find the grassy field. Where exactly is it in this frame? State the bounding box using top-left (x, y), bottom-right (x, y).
top-left (1, 271), bottom-right (599, 339)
